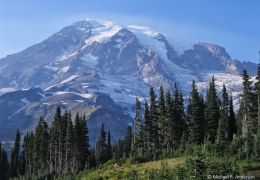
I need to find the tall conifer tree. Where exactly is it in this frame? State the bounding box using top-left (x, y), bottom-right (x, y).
top-left (158, 85), bottom-right (167, 150)
top-left (9, 129), bottom-right (20, 178)
top-left (1, 148), bottom-right (9, 180)
top-left (189, 80), bottom-right (205, 144)
top-left (133, 98), bottom-right (142, 147)
top-left (241, 68), bottom-right (255, 159)
top-left (33, 117), bottom-right (49, 172)
top-left (95, 123), bottom-right (107, 164)
top-left (204, 76), bottom-right (220, 143)
top-left (216, 84), bottom-right (229, 153)
top-left (149, 87), bottom-right (160, 155)
top-left (228, 94), bottom-right (237, 141)
top-left (124, 126), bottom-right (133, 158)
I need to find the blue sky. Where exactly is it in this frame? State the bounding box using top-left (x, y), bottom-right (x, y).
top-left (0, 0), bottom-right (259, 63)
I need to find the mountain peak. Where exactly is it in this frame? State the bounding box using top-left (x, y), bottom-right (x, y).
top-left (197, 42), bottom-right (231, 59)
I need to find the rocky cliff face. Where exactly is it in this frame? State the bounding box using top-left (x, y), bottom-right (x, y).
top-left (0, 19), bottom-right (257, 145)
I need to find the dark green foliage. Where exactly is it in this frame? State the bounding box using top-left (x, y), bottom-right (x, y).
top-left (205, 76), bottom-right (220, 143)
top-left (164, 91), bottom-right (174, 151)
top-left (0, 147), bottom-right (9, 180)
top-left (95, 123), bottom-right (107, 164)
top-left (143, 99), bottom-right (152, 154)
top-left (230, 135), bottom-right (246, 160)
top-left (228, 95), bottom-right (237, 141)
top-left (149, 87), bottom-right (160, 156)
top-left (189, 80), bottom-right (205, 145)
top-left (49, 106), bottom-right (63, 173)
top-left (106, 130), bottom-right (112, 161)
top-left (241, 69), bottom-right (257, 160)
top-left (9, 129), bottom-right (21, 178)
top-left (216, 84), bottom-right (229, 154)
top-left (158, 85), bottom-right (167, 151)
top-left (87, 147), bottom-right (96, 169)
top-left (64, 111), bottom-right (74, 174)
top-left (173, 84), bottom-right (185, 148)
top-left (182, 147), bottom-right (240, 179)
top-left (254, 62), bottom-right (260, 134)
top-left (124, 126), bottom-right (132, 158)
top-left (253, 131), bottom-right (260, 161)
top-left (79, 114), bottom-right (90, 169)
top-left (73, 113), bottom-right (90, 171)
top-left (185, 147), bottom-right (207, 179)
top-left (133, 98), bottom-right (143, 157)
top-left (114, 139), bottom-right (124, 161)
top-left (13, 108), bottom-right (90, 178)
top-left (33, 117), bottom-right (49, 172)
top-left (241, 69), bottom-right (257, 136)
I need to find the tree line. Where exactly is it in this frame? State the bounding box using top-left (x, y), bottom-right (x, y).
top-left (0, 65), bottom-right (260, 179)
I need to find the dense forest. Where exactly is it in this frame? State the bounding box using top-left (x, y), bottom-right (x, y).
top-left (1, 65), bottom-right (260, 179)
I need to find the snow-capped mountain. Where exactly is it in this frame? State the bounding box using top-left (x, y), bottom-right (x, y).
top-left (0, 19), bottom-right (257, 144)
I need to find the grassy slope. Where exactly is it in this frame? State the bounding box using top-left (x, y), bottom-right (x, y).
top-left (76, 157), bottom-right (260, 180)
top-left (77, 157), bottom-right (185, 180)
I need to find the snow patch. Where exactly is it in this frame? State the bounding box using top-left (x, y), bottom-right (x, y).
top-left (43, 65), bottom-right (59, 71)
top-left (81, 20), bottom-right (122, 49)
top-left (60, 66), bottom-right (70, 73)
top-left (51, 91), bottom-right (93, 99)
top-left (0, 88), bottom-right (16, 95)
top-left (37, 91), bottom-right (46, 98)
top-left (59, 75), bottom-right (79, 84)
top-left (166, 36), bottom-right (194, 56)
top-left (79, 53), bottom-right (99, 67)
top-left (75, 100), bottom-right (84, 103)
top-left (21, 98), bottom-right (29, 103)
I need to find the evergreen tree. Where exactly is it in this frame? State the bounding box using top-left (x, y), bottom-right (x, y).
top-left (114, 140), bottom-right (124, 161)
top-left (79, 114), bottom-right (90, 169)
top-left (18, 147), bottom-right (26, 176)
top-left (189, 80), bottom-right (205, 144)
top-left (124, 126), bottom-right (133, 158)
top-left (228, 94), bottom-right (237, 141)
top-left (33, 117), bottom-right (49, 172)
top-left (143, 99), bottom-right (152, 153)
top-left (74, 112), bottom-right (82, 170)
top-left (1, 148), bottom-right (9, 180)
top-left (95, 123), bottom-right (107, 164)
top-left (133, 97), bottom-right (143, 154)
top-left (254, 62), bottom-right (260, 161)
top-left (88, 147), bottom-right (96, 169)
top-left (173, 83), bottom-right (185, 147)
top-left (180, 93), bottom-right (188, 141)
top-left (204, 76), bottom-right (220, 143)
top-left (165, 91), bottom-right (174, 151)
top-left (149, 87), bottom-right (160, 156)
top-left (241, 68), bottom-right (257, 159)
top-left (254, 62), bottom-right (260, 133)
top-left (49, 106), bottom-right (62, 173)
top-left (0, 142), bottom-right (2, 178)
top-left (9, 129), bottom-right (21, 178)
top-left (216, 84), bottom-right (229, 154)
top-left (254, 131), bottom-right (260, 161)
top-left (23, 131), bottom-right (34, 177)
top-left (106, 130), bottom-right (112, 160)
top-left (158, 85), bottom-right (167, 151)
top-left (64, 111), bottom-right (75, 174)
top-left (241, 68), bottom-right (256, 137)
